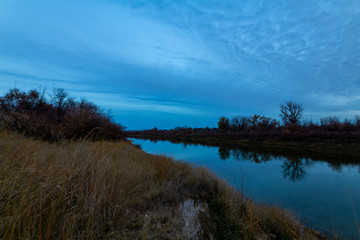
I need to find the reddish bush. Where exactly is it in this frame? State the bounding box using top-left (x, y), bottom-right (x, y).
top-left (0, 88), bottom-right (125, 141)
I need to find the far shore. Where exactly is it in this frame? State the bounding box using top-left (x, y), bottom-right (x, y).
top-left (126, 129), bottom-right (360, 159)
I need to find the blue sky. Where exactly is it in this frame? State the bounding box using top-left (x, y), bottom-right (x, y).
top-left (0, 0), bottom-right (360, 129)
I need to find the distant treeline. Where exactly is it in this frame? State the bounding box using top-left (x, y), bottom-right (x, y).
top-left (217, 101), bottom-right (360, 132)
top-left (127, 101), bottom-right (360, 144)
top-left (0, 88), bottom-right (126, 141)
top-left (217, 114), bottom-right (360, 133)
top-left (127, 128), bottom-right (360, 144)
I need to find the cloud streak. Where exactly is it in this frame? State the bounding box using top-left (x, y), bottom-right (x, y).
top-left (0, 0), bottom-right (360, 128)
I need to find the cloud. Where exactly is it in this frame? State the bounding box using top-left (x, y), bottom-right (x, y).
top-left (1, 0), bottom-right (360, 127)
top-left (305, 93), bottom-right (360, 108)
top-left (72, 91), bottom-right (208, 116)
top-left (0, 0), bottom-right (220, 74)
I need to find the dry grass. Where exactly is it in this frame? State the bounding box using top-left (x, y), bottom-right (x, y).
top-left (0, 131), bottom-right (326, 239)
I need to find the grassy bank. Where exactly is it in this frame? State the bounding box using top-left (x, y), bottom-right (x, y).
top-left (0, 131), bottom-right (326, 239)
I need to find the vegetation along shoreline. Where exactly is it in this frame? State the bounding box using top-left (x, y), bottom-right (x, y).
top-left (126, 100), bottom-right (360, 157)
top-left (0, 87), bottom-right (346, 238)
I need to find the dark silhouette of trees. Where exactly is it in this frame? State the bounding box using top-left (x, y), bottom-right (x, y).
top-left (257, 116), bottom-right (280, 130)
top-left (248, 115), bottom-right (261, 130)
top-left (129, 100), bottom-right (360, 144)
top-left (227, 115), bottom-right (279, 131)
top-left (302, 119), bottom-right (317, 129)
top-left (355, 115), bottom-right (360, 128)
top-left (218, 116), bottom-right (230, 130)
top-left (319, 116), bottom-right (358, 131)
top-left (280, 101), bottom-right (303, 126)
top-left (230, 116), bottom-right (248, 131)
top-left (320, 116), bottom-right (340, 126)
top-left (50, 88), bottom-right (75, 118)
top-left (0, 88), bottom-right (125, 141)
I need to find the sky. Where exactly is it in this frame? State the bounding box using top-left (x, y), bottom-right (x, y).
top-left (0, 0), bottom-right (360, 129)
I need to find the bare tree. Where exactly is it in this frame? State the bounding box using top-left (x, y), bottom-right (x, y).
top-left (280, 101), bottom-right (303, 126)
top-left (355, 115), bottom-right (360, 128)
top-left (217, 116), bottom-right (230, 130)
top-left (230, 116), bottom-right (248, 131)
top-left (50, 88), bottom-right (74, 116)
top-left (248, 114), bottom-right (261, 129)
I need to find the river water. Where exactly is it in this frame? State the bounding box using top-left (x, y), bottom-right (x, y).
top-left (131, 138), bottom-right (360, 239)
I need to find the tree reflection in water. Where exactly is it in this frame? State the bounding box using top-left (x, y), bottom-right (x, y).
top-left (219, 148), bottom-right (273, 163)
top-left (237, 150), bottom-right (271, 163)
top-left (282, 157), bottom-right (315, 182)
top-left (282, 157), bottom-right (306, 181)
top-left (217, 147), bottom-right (314, 182)
top-left (218, 148), bottom-right (273, 163)
top-left (218, 147), bottom-right (230, 160)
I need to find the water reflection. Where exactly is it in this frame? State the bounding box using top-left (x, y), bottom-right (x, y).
top-left (131, 138), bottom-right (360, 239)
top-left (282, 158), bottom-right (306, 181)
top-left (146, 137), bottom-right (360, 181)
top-left (218, 147), bottom-right (230, 160)
top-left (140, 137), bottom-right (360, 173)
top-left (218, 147), bottom-right (315, 182)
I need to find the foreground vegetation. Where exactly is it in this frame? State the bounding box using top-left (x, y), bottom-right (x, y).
top-left (0, 131), bottom-right (326, 239)
top-left (0, 87), bottom-right (331, 238)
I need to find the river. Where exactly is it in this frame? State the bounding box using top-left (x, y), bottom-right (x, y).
top-left (130, 138), bottom-right (360, 239)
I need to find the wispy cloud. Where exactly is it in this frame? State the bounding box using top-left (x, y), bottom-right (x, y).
top-left (73, 91), bottom-right (208, 116)
top-left (1, 0), bottom-right (360, 128)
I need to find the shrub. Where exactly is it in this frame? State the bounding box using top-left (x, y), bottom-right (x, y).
top-left (230, 116), bottom-right (248, 131)
top-left (248, 115), bottom-right (261, 130)
top-left (320, 116), bottom-right (341, 131)
top-left (355, 115), bottom-right (360, 128)
top-left (302, 119), bottom-right (318, 129)
top-left (0, 88), bottom-right (125, 141)
top-left (218, 116), bottom-right (230, 130)
top-left (257, 116), bottom-right (280, 131)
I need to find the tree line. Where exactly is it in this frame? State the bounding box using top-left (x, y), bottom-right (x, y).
top-left (0, 88), bottom-right (126, 141)
top-left (218, 101), bottom-right (360, 132)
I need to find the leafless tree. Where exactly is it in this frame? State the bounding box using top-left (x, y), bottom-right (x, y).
top-left (230, 116), bottom-right (248, 130)
top-left (50, 88), bottom-right (75, 116)
top-left (248, 114), bottom-right (261, 129)
top-left (355, 115), bottom-right (360, 128)
top-left (218, 116), bottom-right (230, 130)
top-left (280, 101), bottom-right (303, 126)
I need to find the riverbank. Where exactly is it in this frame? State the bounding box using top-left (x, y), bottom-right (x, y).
top-left (0, 131), bottom-right (327, 239)
top-left (127, 130), bottom-right (360, 159)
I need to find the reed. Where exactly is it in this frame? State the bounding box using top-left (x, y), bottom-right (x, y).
top-left (0, 131), bottom-right (326, 239)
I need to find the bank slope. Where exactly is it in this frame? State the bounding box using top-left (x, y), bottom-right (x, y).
top-left (0, 131), bottom-right (326, 239)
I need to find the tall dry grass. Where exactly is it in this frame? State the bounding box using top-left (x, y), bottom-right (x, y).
top-left (0, 131), bottom-right (326, 239)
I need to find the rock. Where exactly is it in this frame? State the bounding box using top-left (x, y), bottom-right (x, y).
top-left (179, 199), bottom-right (212, 240)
